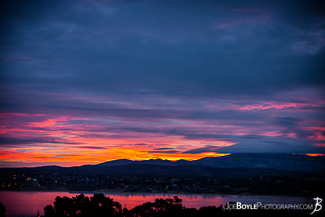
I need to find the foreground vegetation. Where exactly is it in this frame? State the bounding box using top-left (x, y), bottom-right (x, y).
top-left (42, 194), bottom-right (320, 217)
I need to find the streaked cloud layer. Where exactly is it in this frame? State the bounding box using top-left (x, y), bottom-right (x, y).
top-left (0, 0), bottom-right (324, 167)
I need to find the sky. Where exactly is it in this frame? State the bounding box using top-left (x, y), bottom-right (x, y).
top-left (0, 0), bottom-right (324, 167)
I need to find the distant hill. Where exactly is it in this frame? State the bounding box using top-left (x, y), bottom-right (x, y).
top-left (2, 154), bottom-right (324, 196)
top-left (98, 158), bottom-right (175, 167)
top-left (1, 154), bottom-right (323, 177)
top-left (98, 154), bottom-right (325, 172)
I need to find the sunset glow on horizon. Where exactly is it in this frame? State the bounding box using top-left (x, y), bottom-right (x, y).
top-left (305, 153), bottom-right (325, 157)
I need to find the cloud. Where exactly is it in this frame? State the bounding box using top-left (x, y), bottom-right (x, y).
top-left (154, 147), bottom-right (175, 150)
top-left (1, 1), bottom-right (324, 100)
top-left (273, 117), bottom-right (318, 139)
top-left (74, 146), bottom-right (106, 149)
top-left (217, 137), bottom-right (325, 154)
top-left (0, 136), bottom-right (81, 147)
top-left (231, 8), bottom-right (262, 13)
top-left (0, 0), bottom-right (324, 166)
top-left (148, 150), bottom-right (179, 154)
top-left (183, 146), bottom-right (220, 154)
top-left (55, 154), bottom-right (78, 157)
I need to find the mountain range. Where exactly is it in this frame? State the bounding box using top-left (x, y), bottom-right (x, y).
top-left (97, 153), bottom-right (325, 172)
top-left (1, 154), bottom-right (324, 181)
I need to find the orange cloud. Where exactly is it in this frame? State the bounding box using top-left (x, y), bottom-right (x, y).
top-left (0, 114), bottom-right (235, 167)
top-left (306, 153), bottom-right (325, 157)
top-left (0, 147), bottom-right (229, 167)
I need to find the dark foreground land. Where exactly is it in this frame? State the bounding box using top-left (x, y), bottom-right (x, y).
top-left (1, 154), bottom-right (325, 197)
top-left (1, 193), bottom-right (322, 217)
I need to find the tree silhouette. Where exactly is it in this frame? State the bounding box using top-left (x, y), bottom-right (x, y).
top-left (0, 203), bottom-right (5, 217)
top-left (44, 194), bottom-right (315, 217)
top-left (44, 205), bottom-right (56, 217)
top-left (132, 196), bottom-right (183, 217)
top-left (45, 194), bottom-right (122, 217)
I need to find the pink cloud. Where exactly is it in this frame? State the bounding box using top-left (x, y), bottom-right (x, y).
top-left (214, 15), bottom-right (270, 29)
top-left (238, 102), bottom-right (322, 111)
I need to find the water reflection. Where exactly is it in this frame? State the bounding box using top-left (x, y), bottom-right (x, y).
top-left (0, 191), bottom-right (313, 217)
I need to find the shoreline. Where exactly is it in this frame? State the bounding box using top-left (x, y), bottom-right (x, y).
top-left (0, 189), bottom-right (318, 199)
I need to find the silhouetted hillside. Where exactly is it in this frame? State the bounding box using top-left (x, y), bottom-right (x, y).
top-left (98, 154), bottom-right (325, 172)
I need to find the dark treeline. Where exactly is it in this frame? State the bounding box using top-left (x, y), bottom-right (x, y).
top-left (0, 203), bottom-right (5, 217)
top-left (43, 194), bottom-right (320, 217)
